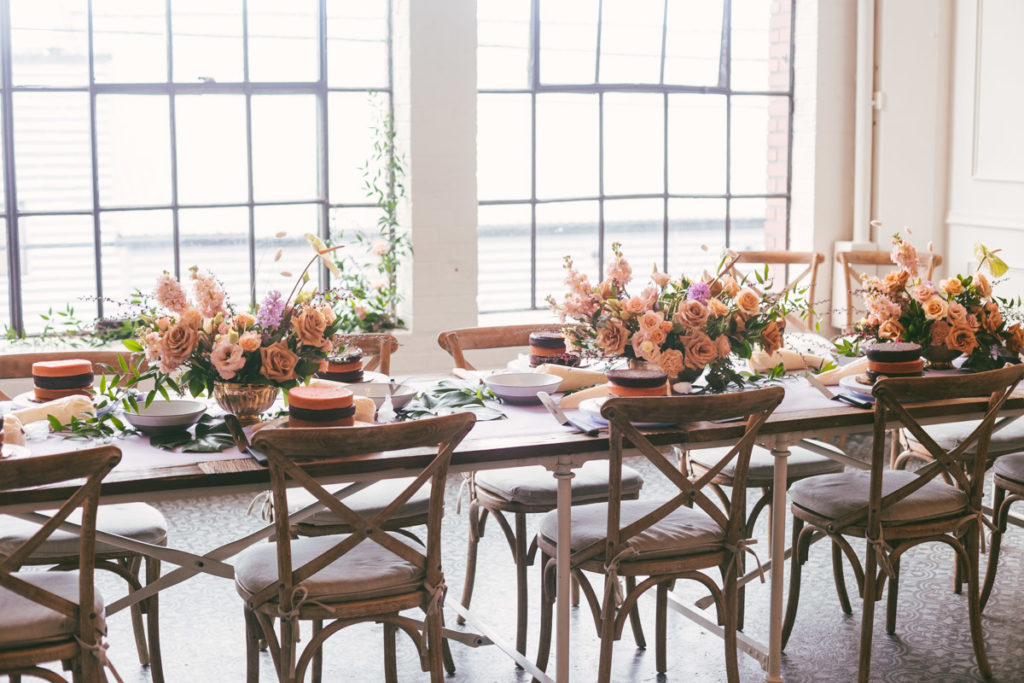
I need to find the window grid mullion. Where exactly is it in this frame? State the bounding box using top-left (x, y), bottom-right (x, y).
top-left (166, 0), bottom-right (181, 279)
top-left (242, 0), bottom-right (256, 309)
top-left (0, 0), bottom-right (22, 333)
top-left (87, 0), bottom-right (104, 319)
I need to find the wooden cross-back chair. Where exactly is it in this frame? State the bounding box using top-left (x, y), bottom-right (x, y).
top-left (334, 333), bottom-right (399, 375)
top-left (245, 413), bottom-right (475, 683)
top-left (0, 446), bottom-right (121, 683)
top-left (534, 387), bottom-right (784, 682)
top-left (836, 249), bottom-right (943, 333)
top-left (721, 250), bottom-right (825, 332)
top-left (436, 324), bottom-right (645, 661)
top-left (781, 365), bottom-right (1024, 682)
top-left (0, 350), bottom-right (167, 682)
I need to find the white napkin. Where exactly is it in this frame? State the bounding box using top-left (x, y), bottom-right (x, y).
top-left (816, 357), bottom-right (868, 386)
top-left (533, 364), bottom-right (607, 392)
top-left (747, 349), bottom-right (828, 373)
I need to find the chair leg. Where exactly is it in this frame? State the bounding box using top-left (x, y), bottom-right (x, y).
top-left (279, 618), bottom-right (296, 683)
top-left (311, 619), bottom-right (323, 683)
top-left (426, 610), bottom-right (445, 683)
top-left (656, 581), bottom-right (668, 674)
top-left (244, 608), bottom-right (261, 683)
top-left (570, 574), bottom-right (580, 607)
top-left (781, 516), bottom-right (805, 649)
top-left (514, 511), bottom-right (529, 659)
top-left (457, 501), bottom-right (484, 625)
top-left (383, 622), bottom-right (398, 683)
top-left (980, 485), bottom-right (1006, 611)
top-left (965, 522), bottom-right (992, 678)
top-left (145, 556), bottom-right (164, 683)
top-left (533, 552), bottom-right (554, 680)
top-left (857, 539), bottom-right (879, 683)
top-left (723, 559), bottom-right (740, 683)
top-left (125, 556), bottom-right (150, 667)
top-left (596, 574), bottom-right (618, 683)
top-left (831, 541), bottom-right (853, 615)
top-left (440, 613), bottom-right (456, 675)
top-left (885, 556), bottom-right (900, 635)
top-left (624, 575), bottom-right (645, 649)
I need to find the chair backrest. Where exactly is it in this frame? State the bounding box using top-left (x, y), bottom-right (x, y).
top-left (334, 333), bottom-right (399, 375)
top-left (437, 324), bottom-right (565, 370)
top-left (249, 413), bottom-right (475, 617)
top-left (0, 446), bottom-right (121, 676)
top-left (591, 387), bottom-right (784, 568)
top-left (845, 366), bottom-right (1024, 541)
top-left (835, 249), bottom-right (943, 333)
top-left (0, 350), bottom-right (142, 400)
top-left (722, 251), bottom-right (825, 331)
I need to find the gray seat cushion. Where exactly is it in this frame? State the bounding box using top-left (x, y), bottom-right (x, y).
top-left (790, 470), bottom-right (967, 524)
top-left (234, 533), bottom-right (424, 604)
top-left (994, 453), bottom-right (1024, 485)
top-left (0, 571), bottom-right (105, 649)
top-left (475, 461), bottom-right (643, 507)
top-left (906, 419), bottom-right (1024, 455)
top-left (689, 443), bottom-right (844, 485)
top-left (539, 499), bottom-right (725, 561)
top-left (0, 503), bottom-right (168, 560)
top-left (285, 478), bottom-right (431, 527)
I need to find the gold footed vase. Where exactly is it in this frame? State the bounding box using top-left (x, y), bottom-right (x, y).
top-left (922, 345), bottom-right (962, 371)
top-left (213, 382), bottom-right (279, 426)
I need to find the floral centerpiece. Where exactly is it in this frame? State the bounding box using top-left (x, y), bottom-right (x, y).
top-left (854, 232), bottom-right (1023, 371)
top-left (548, 242), bottom-right (801, 392)
top-left (126, 236), bottom-right (348, 421)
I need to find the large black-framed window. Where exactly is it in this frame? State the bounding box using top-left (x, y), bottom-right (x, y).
top-left (0, 0), bottom-right (392, 334)
top-left (477, 0), bottom-right (795, 313)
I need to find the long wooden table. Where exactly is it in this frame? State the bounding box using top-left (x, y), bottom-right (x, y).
top-left (4, 376), bottom-right (1022, 683)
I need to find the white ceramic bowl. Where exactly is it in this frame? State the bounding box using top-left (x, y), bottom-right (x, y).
top-left (123, 399), bottom-right (207, 435)
top-left (346, 382), bottom-right (417, 410)
top-left (484, 372), bottom-right (562, 405)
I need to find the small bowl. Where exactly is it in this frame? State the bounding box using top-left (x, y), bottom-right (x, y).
top-left (484, 372), bottom-right (562, 405)
top-left (123, 399), bottom-right (207, 436)
top-left (346, 382), bottom-right (417, 410)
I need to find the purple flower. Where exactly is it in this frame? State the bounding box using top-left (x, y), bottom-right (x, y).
top-left (687, 281), bottom-right (711, 305)
top-left (256, 290), bottom-right (285, 330)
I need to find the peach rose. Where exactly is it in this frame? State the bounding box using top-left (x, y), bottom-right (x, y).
top-left (631, 333), bottom-right (661, 363)
top-left (946, 324), bottom-right (978, 355)
top-left (651, 270), bottom-right (671, 288)
top-left (1006, 323), bottom-right (1024, 354)
top-left (882, 269), bottom-right (909, 295)
top-left (930, 320), bottom-right (950, 347)
top-left (708, 298), bottom-right (730, 318)
top-left (735, 288), bottom-right (760, 316)
top-left (639, 310), bottom-right (667, 334)
top-left (921, 296), bottom-right (948, 321)
top-left (974, 272), bottom-right (992, 298)
top-left (599, 278), bottom-right (617, 300)
top-left (156, 316), bottom-right (170, 331)
top-left (260, 341), bottom-right (299, 382)
top-left (159, 322), bottom-right (198, 373)
top-left (292, 307), bottom-right (327, 347)
top-left (238, 331), bottom-right (261, 352)
top-left (720, 275), bottom-right (740, 297)
top-left (877, 319), bottom-right (905, 341)
top-left (911, 283), bottom-right (936, 303)
top-left (946, 301), bottom-right (968, 325)
top-left (658, 348), bottom-right (685, 377)
top-left (596, 319), bottom-right (629, 356)
top-left (982, 301), bottom-right (1003, 333)
top-left (179, 307), bottom-right (202, 330)
top-left (210, 340), bottom-right (246, 380)
top-left (715, 335), bottom-right (732, 358)
top-left (675, 300), bottom-right (709, 329)
top-left (681, 331), bottom-right (718, 370)
top-left (623, 296), bottom-right (646, 316)
top-left (236, 312), bottom-right (256, 329)
top-left (940, 278), bottom-right (964, 296)
top-left (760, 321), bottom-right (783, 355)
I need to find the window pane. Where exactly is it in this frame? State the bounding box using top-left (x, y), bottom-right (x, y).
top-left (175, 95), bottom-right (248, 204)
top-left (730, 96), bottom-right (788, 195)
top-left (327, 0), bottom-right (389, 88)
top-left (603, 93), bottom-right (663, 196)
top-left (20, 215), bottom-right (97, 333)
top-left (172, 0), bottom-right (244, 83)
top-left (92, 0), bottom-right (167, 83)
top-left (254, 204), bottom-right (321, 301)
top-left (668, 198), bottom-right (725, 276)
top-left (100, 210), bottom-right (174, 304)
top-left (97, 95), bottom-right (171, 207)
top-left (14, 93), bottom-right (92, 211)
top-left (731, 0), bottom-right (790, 92)
top-left (179, 207), bottom-right (251, 308)
top-left (10, 0), bottom-right (89, 86)
top-left (598, 0), bottom-right (663, 84)
top-left (668, 94), bottom-right (726, 195)
top-left (539, 0), bottom-right (598, 84)
top-left (536, 200), bottom-right (598, 308)
top-left (731, 196), bottom-right (787, 251)
top-left (536, 94), bottom-right (598, 199)
top-left (664, 0), bottom-right (723, 86)
top-left (604, 199), bottom-right (664, 274)
top-left (478, 94), bottom-right (531, 201)
top-left (247, 0), bottom-right (318, 82)
top-left (252, 95), bottom-right (318, 202)
top-left (478, 204), bottom-right (532, 312)
top-left (328, 92), bottom-right (378, 204)
top-left (0, 220), bottom-right (8, 326)
top-left (478, 0), bottom-right (531, 89)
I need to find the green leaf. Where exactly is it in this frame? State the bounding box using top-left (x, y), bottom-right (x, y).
top-left (47, 415), bottom-right (63, 431)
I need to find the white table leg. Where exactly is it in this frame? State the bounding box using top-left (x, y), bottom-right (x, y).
top-left (766, 444), bottom-right (790, 683)
top-left (554, 455), bottom-right (575, 682)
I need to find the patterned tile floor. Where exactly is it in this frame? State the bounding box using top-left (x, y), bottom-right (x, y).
top-left (21, 443), bottom-right (1024, 682)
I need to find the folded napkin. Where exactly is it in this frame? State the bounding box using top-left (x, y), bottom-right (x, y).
top-left (747, 349), bottom-right (828, 373)
top-left (559, 383), bottom-right (610, 409)
top-left (533, 364), bottom-right (607, 392)
top-left (815, 357), bottom-right (868, 386)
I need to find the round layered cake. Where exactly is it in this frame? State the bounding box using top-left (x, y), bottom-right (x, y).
top-left (866, 342), bottom-right (924, 382)
top-left (606, 368), bottom-right (668, 397)
top-left (288, 385), bottom-right (355, 428)
top-left (528, 331), bottom-right (580, 368)
top-left (317, 349), bottom-right (364, 383)
top-left (32, 359), bottom-right (94, 401)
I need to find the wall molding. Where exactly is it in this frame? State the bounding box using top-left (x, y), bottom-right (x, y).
top-left (946, 212), bottom-right (1024, 231)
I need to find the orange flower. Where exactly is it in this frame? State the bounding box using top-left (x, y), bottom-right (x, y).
top-left (159, 322), bottom-right (198, 373)
top-left (921, 296), bottom-right (948, 321)
top-left (882, 269), bottom-right (909, 295)
top-left (735, 288), bottom-right (760, 316)
top-left (930, 320), bottom-right (950, 347)
top-left (260, 341), bottom-right (299, 382)
top-left (681, 331), bottom-right (718, 370)
top-left (707, 298), bottom-right (730, 318)
top-left (596, 319), bottom-right (628, 356)
top-left (179, 307), bottom-right (202, 330)
top-left (238, 331), bottom-right (261, 352)
top-left (658, 348), bottom-right (685, 377)
top-left (631, 332), bottom-right (662, 363)
top-left (760, 321), bottom-right (783, 355)
top-left (877, 319), bottom-right (905, 340)
top-left (1006, 323), bottom-right (1024, 354)
top-left (981, 301), bottom-right (1003, 333)
top-left (292, 307), bottom-right (328, 347)
top-left (715, 335), bottom-right (732, 358)
top-left (975, 272), bottom-right (992, 298)
top-left (940, 278), bottom-right (964, 296)
top-left (945, 324), bottom-right (978, 355)
top-left (675, 300), bottom-right (710, 328)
